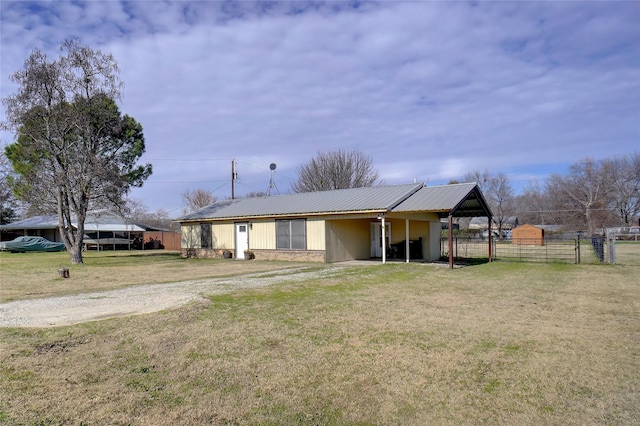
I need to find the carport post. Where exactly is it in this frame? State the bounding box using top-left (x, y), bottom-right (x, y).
top-left (381, 215), bottom-right (386, 264)
top-left (488, 218), bottom-right (493, 262)
top-left (448, 214), bottom-right (454, 269)
top-left (405, 219), bottom-right (410, 263)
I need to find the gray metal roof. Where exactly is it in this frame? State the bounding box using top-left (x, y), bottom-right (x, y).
top-left (178, 183), bottom-right (424, 221)
top-left (0, 210), bottom-right (146, 232)
top-left (0, 215), bottom-right (58, 230)
top-left (392, 183), bottom-right (492, 218)
top-left (82, 211), bottom-right (146, 232)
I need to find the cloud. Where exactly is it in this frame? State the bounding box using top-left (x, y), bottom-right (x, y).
top-left (1, 1), bottom-right (638, 213)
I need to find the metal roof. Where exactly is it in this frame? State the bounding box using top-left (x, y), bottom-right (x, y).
top-left (178, 182), bottom-right (493, 222)
top-left (178, 183), bottom-right (424, 221)
top-left (0, 210), bottom-right (146, 232)
top-left (392, 183), bottom-right (493, 218)
top-left (82, 211), bottom-right (146, 232)
top-left (0, 215), bottom-right (59, 230)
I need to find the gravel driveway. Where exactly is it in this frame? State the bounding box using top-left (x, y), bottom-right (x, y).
top-left (0, 267), bottom-right (343, 328)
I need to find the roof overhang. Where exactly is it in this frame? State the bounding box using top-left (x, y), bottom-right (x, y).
top-left (178, 209), bottom-right (389, 224)
top-left (447, 186), bottom-right (492, 218)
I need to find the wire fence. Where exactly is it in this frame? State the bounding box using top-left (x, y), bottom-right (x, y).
top-left (440, 236), bottom-right (640, 265)
top-left (605, 226), bottom-right (640, 265)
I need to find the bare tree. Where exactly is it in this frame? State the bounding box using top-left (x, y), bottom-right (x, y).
top-left (601, 153), bottom-right (640, 226)
top-left (119, 197), bottom-right (178, 232)
top-left (487, 172), bottom-right (515, 238)
top-left (463, 170), bottom-right (515, 237)
top-left (514, 179), bottom-right (554, 225)
top-left (291, 149), bottom-right (380, 193)
top-left (139, 209), bottom-right (178, 232)
top-left (463, 170), bottom-right (491, 195)
top-left (182, 188), bottom-right (216, 212)
top-left (2, 40), bottom-right (152, 263)
top-left (546, 158), bottom-right (609, 235)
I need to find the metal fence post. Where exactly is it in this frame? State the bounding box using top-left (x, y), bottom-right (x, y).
top-left (546, 241), bottom-right (548, 263)
top-left (609, 237), bottom-right (616, 264)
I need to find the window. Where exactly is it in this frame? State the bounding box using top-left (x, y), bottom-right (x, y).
top-left (200, 223), bottom-right (212, 248)
top-left (276, 219), bottom-right (306, 250)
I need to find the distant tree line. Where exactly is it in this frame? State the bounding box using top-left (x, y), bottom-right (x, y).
top-left (464, 153), bottom-right (640, 236)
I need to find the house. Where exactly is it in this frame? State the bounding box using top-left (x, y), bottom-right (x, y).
top-left (177, 182), bottom-right (493, 266)
top-left (0, 210), bottom-right (175, 250)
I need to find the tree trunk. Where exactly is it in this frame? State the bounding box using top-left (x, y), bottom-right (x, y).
top-left (58, 195), bottom-right (86, 265)
top-left (585, 207), bottom-right (594, 236)
top-left (68, 244), bottom-right (83, 264)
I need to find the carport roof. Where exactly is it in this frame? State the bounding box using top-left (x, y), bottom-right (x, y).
top-left (392, 182), bottom-right (493, 218)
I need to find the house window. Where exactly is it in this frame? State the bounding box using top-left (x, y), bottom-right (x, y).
top-left (200, 223), bottom-right (212, 248)
top-left (276, 219), bottom-right (306, 250)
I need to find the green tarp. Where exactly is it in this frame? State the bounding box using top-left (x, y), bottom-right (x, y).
top-left (0, 236), bottom-right (66, 253)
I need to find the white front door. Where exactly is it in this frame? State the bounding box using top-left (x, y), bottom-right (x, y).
top-left (235, 222), bottom-right (249, 259)
top-left (370, 222), bottom-right (391, 258)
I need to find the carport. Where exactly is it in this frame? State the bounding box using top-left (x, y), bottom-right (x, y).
top-left (390, 183), bottom-right (493, 268)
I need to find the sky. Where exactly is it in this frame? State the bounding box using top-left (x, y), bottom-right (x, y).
top-left (1, 1), bottom-right (639, 215)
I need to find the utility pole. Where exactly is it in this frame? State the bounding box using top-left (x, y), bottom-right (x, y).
top-left (231, 159), bottom-right (237, 199)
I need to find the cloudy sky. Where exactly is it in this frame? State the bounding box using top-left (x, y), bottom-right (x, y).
top-left (1, 1), bottom-right (639, 214)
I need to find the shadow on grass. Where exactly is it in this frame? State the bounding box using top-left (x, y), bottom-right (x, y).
top-left (437, 256), bottom-right (492, 267)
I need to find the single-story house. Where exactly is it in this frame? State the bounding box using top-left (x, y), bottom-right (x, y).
top-left (177, 182), bottom-right (493, 267)
top-left (0, 210), bottom-right (169, 250)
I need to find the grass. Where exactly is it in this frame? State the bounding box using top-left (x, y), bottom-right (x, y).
top-left (614, 241), bottom-right (640, 265)
top-left (0, 254), bottom-right (639, 424)
top-left (0, 251), bottom-right (313, 302)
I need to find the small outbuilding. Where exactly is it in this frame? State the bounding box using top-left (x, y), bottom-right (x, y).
top-left (512, 224), bottom-right (545, 246)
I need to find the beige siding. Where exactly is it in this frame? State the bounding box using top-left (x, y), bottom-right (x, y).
top-left (182, 214), bottom-right (442, 263)
top-left (181, 225), bottom-right (200, 248)
top-left (248, 220), bottom-right (275, 250)
top-left (181, 223), bottom-right (235, 249)
top-left (246, 218), bottom-right (324, 250)
top-left (306, 218), bottom-right (325, 250)
top-left (325, 219), bottom-right (371, 262)
top-left (211, 223), bottom-right (235, 249)
top-left (427, 221), bottom-right (442, 261)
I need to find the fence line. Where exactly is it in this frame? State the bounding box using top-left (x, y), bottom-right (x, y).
top-left (441, 237), bottom-right (611, 264)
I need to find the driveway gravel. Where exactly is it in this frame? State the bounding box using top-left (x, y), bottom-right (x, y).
top-left (0, 267), bottom-right (344, 328)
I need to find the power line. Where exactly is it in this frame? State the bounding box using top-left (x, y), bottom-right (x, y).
top-left (145, 158), bottom-right (228, 162)
top-left (144, 179), bottom-right (229, 184)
